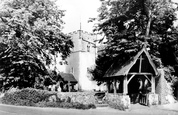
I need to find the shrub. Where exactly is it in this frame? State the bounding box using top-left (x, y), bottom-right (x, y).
top-left (1, 88), bottom-right (56, 106)
top-left (6, 87), bottom-right (19, 94)
top-left (87, 103), bottom-right (96, 109)
top-left (35, 101), bottom-right (60, 107)
top-left (59, 102), bottom-right (73, 108)
top-left (35, 101), bottom-right (96, 109)
top-left (70, 102), bottom-right (96, 109)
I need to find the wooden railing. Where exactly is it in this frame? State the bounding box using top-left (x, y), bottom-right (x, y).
top-left (139, 94), bottom-right (148, 106)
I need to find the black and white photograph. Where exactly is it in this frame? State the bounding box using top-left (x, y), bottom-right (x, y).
top-left (0, 0), bottom-right (178, 115)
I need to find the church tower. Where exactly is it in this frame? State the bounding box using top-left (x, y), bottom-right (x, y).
top-left (66, 30), bottom-right (97, 90)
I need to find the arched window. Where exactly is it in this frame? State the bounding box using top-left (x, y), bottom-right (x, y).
top-left (87, 44), bottom-right (90, 52)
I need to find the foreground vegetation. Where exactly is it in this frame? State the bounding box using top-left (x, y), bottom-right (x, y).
top-left (0, 88), bottom-right (96, 110)
top-left (0, 0), bottom-right (73, 91)
top-left (90, 0), bottom-right (178, 97)
top-left (0, 88), bottom-right (132, 111)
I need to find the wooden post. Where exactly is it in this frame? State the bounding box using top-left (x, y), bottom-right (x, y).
top-left (107, 81), bottom-right (110, 93)
top-left (123, 76), bottom-right (128, 95)
top-left (151, 76), bottom-right (155, 93)
top-left (116, 80), bottom-right (120, 91)
top-left (113, 79), bottom-right (117, 94)
top-left (68, 81), bottom-right (71, 92)
top-left (176, 86), bottom-right (178, 100)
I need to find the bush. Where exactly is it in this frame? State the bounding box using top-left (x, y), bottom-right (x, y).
top-left (70, 102), bottom-right (96, 109)
top-left (1, 88), bottom-right (56, 106)
top-left (35, 101), bottom-right (96, 109)
top-left (35, 101), bottom-right (59, 107)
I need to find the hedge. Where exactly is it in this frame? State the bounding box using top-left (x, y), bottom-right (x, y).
top-left (36, 101), bottom-right (96, 109)
top-left (1, 88), bottom-right (56, 106)
top-left (0, 88), bottom-right (96, 109)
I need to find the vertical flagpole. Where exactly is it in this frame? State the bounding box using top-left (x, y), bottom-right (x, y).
top-left (79, 12), bottom-right (82, 31)
top-left (79, 15), bottom-right (82, 39)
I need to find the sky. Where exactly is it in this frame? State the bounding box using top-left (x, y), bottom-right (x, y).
top-left (56, 0), bottom-right (178, 34)
top-left (56, 0), bottom-right (101, 34)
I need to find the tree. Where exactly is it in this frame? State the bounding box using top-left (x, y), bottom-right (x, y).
top-left (0, 0), bottom-right (73, 90)
top-left (91, 0), bottom-right (178, 83)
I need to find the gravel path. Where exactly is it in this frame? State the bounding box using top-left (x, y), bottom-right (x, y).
top-left (128, 103), bottom-right (178, 115)
top-left (160, 102), bottom-right (178, 111)
top-left (0, 103), bottom-right (178, 115)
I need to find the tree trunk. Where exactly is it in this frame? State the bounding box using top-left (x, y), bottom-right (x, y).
top-left (54, 54), bottom-right (57, 71)
top-left (146, 17), bottom-right (151, 37)
top-left (145, 10), bottom-right (152, 38)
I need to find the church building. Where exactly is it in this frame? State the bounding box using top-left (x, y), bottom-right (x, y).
top-left (65, 30), bottom-right (98, 90)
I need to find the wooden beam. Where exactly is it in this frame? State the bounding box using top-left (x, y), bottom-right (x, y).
top-left (68, 81), bottom-right (71, 92)
top-left (139, 55), bottom-right (143, 73)
top-left (106, 81), bottom-right (110, 93)
top-left (128, 72), bottom-right (153, 75)
top-left (123, 76), bottom-right (128, 94)
top-left (143, 75), bottom-right (151, 84)
top-left (127, 74), bottom-right (136, 85)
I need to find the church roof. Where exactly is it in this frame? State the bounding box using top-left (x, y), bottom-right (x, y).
top-left (104, 47), bottom-right (158, 77)
top-left (60, 73), bottom-right (78, 83)
top-left (51, 72), bottom-right (77, 83)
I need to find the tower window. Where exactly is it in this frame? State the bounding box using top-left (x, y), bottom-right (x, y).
top-left (71, 67), bottom-right (74, 74)
top-left (87, 45), bottom-right (90, 52)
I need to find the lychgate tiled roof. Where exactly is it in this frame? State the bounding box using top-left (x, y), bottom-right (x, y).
top-left (104, 47), bottom-right (158, 77)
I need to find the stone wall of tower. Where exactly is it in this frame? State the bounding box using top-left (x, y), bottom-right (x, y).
top-left (65, 30), bottom-right (98, 90)
top-left (68, 30), bottom-right (82, 52)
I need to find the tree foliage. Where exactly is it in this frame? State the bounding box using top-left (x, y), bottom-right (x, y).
top-left (0, 0), bottom-right (73, 90)
top-left (91, 0), bottom-right (178, 83)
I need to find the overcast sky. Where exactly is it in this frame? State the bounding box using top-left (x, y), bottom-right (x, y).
top-left (56, 0), bottom-right (101, 34)
top-left (57, 0), bottom-right (178, 34)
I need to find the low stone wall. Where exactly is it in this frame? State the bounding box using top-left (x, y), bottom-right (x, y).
top-left (156, 69), bottom-right (176, 105)
top-left (105, 93), bottom-right (130, 110)
top-left (57, 92), bottom-right (96, 105)
top-left (56, 92), bottom-right (131, 110)
top-left (147, 93), bottom-right (159, 106)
